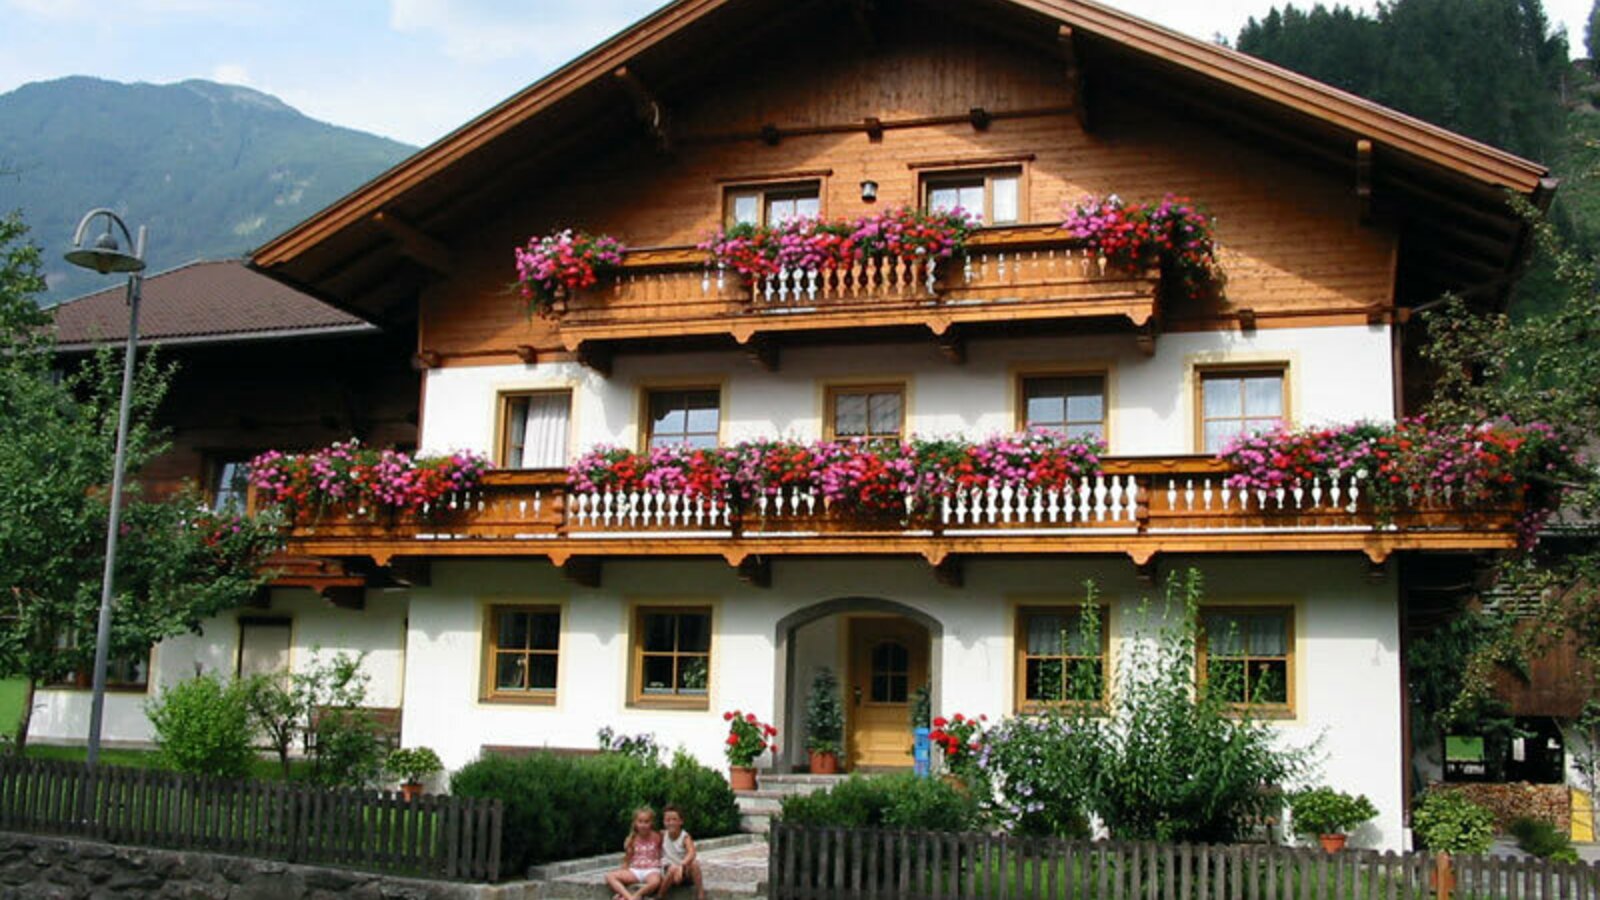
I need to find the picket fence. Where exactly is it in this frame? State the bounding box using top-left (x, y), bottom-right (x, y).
top-left (0, 758), bottom-right (501, 882)
top-left (768, 824), bottom-right (1600, 900)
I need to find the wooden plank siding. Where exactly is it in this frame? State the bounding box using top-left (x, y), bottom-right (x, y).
top-left (418, 24), bottom-right (1396, 366)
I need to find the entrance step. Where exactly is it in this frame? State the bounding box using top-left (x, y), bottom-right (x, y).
top-left (736, 774), bottom-right (845, 834)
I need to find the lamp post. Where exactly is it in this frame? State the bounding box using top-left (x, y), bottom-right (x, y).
top-left (63, 209), bottom-right (147, 769)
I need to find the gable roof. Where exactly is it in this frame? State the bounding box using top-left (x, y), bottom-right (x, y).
top-left (251, 0), bottom-right (1553, 317)
top-left (52, 259), bottom-right (374, 351)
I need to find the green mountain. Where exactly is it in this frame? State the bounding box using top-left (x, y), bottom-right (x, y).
top-left (0, 76), bottom-right (415, 304)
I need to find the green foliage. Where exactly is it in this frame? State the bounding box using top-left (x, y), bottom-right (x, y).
top-left (241, 651), bottom-right (382, 786)
top-left (910, 683), bottom-right (931, 730)
top-left (310, 707), bottom-right (384, 789)
top-left (1590, 0), bottom-right (1600, 62)
top-left (970, 712), bottom-right (1093, 838)
top-left (1412, 790), bottom-right (1497, 854)
top-left (805, 667), bottom-right (845, 753)
top-left (1078, 572), bottom-right (1311, 843)
top-left (0, 213), bottom-right (280, 751)
top-left (778, 774), bottom-right (981, 831)
top-left (385, 747), bottom-right (443, 785)
top-left (0, 77), bottom-right (413, 304)
top-left (451, 750), bottom-right (739, 874)
top-left (1509, 816), bottom-right (1580, 862)
top-left (145, 673), bottom-right (256, 779)
top-left (1288, 787), bottom-right (1379, 837)
top-left (596, 727), bottom-right (662, 764)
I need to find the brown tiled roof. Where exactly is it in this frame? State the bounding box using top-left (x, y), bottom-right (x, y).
top-left (51, 259), bottom-right (374, 349)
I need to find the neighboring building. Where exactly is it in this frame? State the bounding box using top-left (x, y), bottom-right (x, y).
top-left (34, 259), bottom-right (417, 740)
top-left (34, 1), bottom-right (1558, 850)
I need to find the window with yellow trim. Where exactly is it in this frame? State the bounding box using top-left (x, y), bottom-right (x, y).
top-left (48, 629), bottom-right (149, 691)
top-left (1199, 368), bottom-right (1285, 453)
top-left (633, 608), bottom-right (712, 707)
top-left (646, 389), bottom-right (720, 450)
top-left (826, 384), bottom-right (905, 441)
top-left (499, 391), bottom-right (572, 469)
top-left (922, 168), bottom-right (1021, 225)
top-left (1015, 607), bottom-right (1107, 710)
top-left (1199, 608), bottom-right (1293, 712)
top-left (484, 606), bottom-right (561, 702)
top-left (1020, 374), bottom-right (1106, 441)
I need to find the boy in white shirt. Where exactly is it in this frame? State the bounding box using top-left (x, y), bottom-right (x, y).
top-left (656, 805), bottom-right (705, 900)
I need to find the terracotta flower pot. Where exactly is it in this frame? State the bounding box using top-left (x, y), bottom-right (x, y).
top-left (808, 751), bottom-right (839, 775)
top-left (400, 781), bottom-right (424, 802)
top-left (729, 765), bottom-right (757, 791)
top-left (1318, 833), bottom-right (1348, 853)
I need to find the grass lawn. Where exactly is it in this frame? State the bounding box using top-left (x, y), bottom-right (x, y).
top-left (0, 679), bottom-right (26, 738)
top-left (23, 743), bottom-right (311, 782)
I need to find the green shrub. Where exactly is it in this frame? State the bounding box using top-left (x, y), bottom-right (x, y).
top-left (1509, 816), bottom-right (1579, 862)
top-left (386, 746), bottom-right (443, 785)
top-left (450, 749), bottom-right (739, 874)
top-left (308, 707), bottom-right (385, 788)
top-left (145, 673), bottom-right (257, 778)
top-left (1288, 787), bottom-right (1378, 837)
top-left (804, 668), bottom-right (845, 754)
top-left (1412, 790), bottom-right (1496, 854)
top-left (976, 714), bottom-right (1093, 838)
top-left (779, 774), bottom-right (980, 831)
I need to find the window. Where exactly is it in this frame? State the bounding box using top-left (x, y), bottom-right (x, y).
top-left (500, 391), bottom-right (572, 469)
top-left (1016, 607), bottom-right (1107, 710)
top-left (923, 169), bottom-right (1021, 225)
top-left (1199, 368), bottom-right (1286, 453)
top-left (485, 606), bottom-right (561, 702)
top-left (1199, 608), bottom-right (1293, 712)
top-left (826, 384), bottom-right (905, 441)
top-left (869, 641), bottom-right (910, 703)
top-left (237, 618), bottom-right (291, 680)
top-left (207, 454), bottom-right (256, 513)
top-left (632, 608), bottom-right (711, 707)
top-left (49, 631), bottom-right (149, 691)
top-left (646, 389), bottom-right (720, 450)
top-left (725, 182), bottom-right (821, 228)
top-left (1021, 374), bottom-right (1106, 440)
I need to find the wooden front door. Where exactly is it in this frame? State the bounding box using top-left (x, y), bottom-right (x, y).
top-left (847, 617), bottom-right (929, 769)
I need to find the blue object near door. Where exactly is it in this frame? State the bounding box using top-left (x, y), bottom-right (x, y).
top-left (913, 727), bottom-right (931, 777)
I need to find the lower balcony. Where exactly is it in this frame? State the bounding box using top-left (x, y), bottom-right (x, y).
top-left (260, 458), bottom-right (1522, 579)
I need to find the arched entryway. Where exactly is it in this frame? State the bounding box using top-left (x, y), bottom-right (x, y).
top-left (773, 598), bottom-right (942, 772)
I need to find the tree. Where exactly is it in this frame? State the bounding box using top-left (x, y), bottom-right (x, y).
top-left (0, 212), bottom-right (281, 751)
top-left (241, 652), bottom-right (384, 785)
top-left (1587, 0), bottom-right (1600, 62)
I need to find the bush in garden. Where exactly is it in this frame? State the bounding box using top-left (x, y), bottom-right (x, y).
top-left (1288, 787), bottom-right (1378, 838)
top-left (778, 774), bottom-right (980, 831)
top-left (1412, 790), bottom-right (1496, 854)
top-left (1509, 816), bottom-right (1579, 863)
top-left (146, 672), bottom-right (257, 778)
top-left (242, 651), bottom-right (386, 787)
top-left (451, 749), bottom-right (739, 874)
top-left (309, 706), bottom-right (385, 789)
top-left (973, 713), bottom-right (1094, 838)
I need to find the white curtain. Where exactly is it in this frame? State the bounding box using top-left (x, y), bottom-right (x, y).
top-left (517, 392), bottom-right (570, 469)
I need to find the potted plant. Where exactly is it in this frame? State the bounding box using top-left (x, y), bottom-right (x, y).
top-left (1289, 787), bottom-right (1378, 852)
top-left (723, 710), bottom-right (776, 791)
top-left (386, 746), bottom-right (443, 801)
top-left (910, 684), bottom-right (932, 778)
top-left (804, 668), bottom-right (844, 775)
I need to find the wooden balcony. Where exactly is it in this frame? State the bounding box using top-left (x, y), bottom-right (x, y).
top-left (554, 225), bottom-right (1161, 353)
top-left (262, 459), bottom-right (1522, 579)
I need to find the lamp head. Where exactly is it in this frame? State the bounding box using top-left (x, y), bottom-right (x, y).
top-left (65, 210), bottom-right (146, 275)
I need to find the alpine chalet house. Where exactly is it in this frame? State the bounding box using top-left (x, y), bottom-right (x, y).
top-left (56, 0), bottom-right (1553, 849)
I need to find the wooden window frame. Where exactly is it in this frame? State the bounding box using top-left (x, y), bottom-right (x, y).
top-left (629, 606), bottom-right (713, 710)
top-left (202, 450), bottom-right (262, 512)
top-left (823, 383), bottom-right (908, 441)
top-left (1197, 606), bottom-right (1296, 718)
top-left (482, 604), bottom-right (562, 705)
top-left (723, 179), bottom-right (824, 229)
top-left (235, 615), bottom-right (292, 679)
top-left (48, 639), bottom-right (151, 693)
top-left (1014, 605), bottom-right (1111, 713)
top-left (1195, 364), bottom-right (1290, 454)
top-left (495, 389), bottom-right (573, 470)
top-left (1016, 372), bottom-right (1108, 441)
top-left (920, 166), bottom-right (1025, 226)
top-left (641, 385), bottom-right (723, 452)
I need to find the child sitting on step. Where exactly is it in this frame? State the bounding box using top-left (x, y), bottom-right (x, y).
top-left (655, 805), bottom-right (705, 900)
top-left (606, 806), bottom-right (664, 900)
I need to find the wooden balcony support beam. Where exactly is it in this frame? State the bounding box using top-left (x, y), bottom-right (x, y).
top-left (613, 66), bottom-right (672, 154)
top-left (561, 557), bottom-right (602, 589)
top-left (372, 211), bottom-right (454, 277)
top-left (736, 555), bottom-right (772, 589)
top-left (1134, 322), bottom-right (1157, 356)
top-left (1134, 556), bottom-right (1159, 587)
top-left (323, 585), bottom-right (366, 610)
top-left (385, 558), bottom-right (431, 588)
top-left (935, 327), bottom-right (966, 365)
top-left (1355, 139), bottom-right (1375, 225)
top-left (744, 334), bottom-right (780, 372)
top-left (576, 342), bottom-right (613, 378)
top-left (932, 555), bottom-right (964, 588)
top-left (1058, 26), bottom-right (1092, 132)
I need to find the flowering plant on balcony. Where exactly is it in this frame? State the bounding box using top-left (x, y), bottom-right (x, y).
top-left (699, 207), bottom-right (977, 278)
top-left (723, 710), bottom-right (777, 767)
top-left (815, 439), bottom-right (921, 514)
top-left (925, 432), bottom-right (1104, 493)
top-left (513, 228), bottom-right (626, 315)
top-left (248, 441), bottom-right (491, 518)
top-left (1063, 194), bottom-right (1219, 295)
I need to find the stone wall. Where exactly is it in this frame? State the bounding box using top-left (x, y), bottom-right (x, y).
top-left (0, 832), bottom-right (540, 899)
top-left (1429, 782), bottom-right (1573, 833)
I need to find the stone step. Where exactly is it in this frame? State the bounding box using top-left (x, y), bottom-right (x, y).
top-left (736, 795), bottom-right (782, 815)
top-left (739, 813), bottom-right (772, 834)
top-left (532, 881), bottom-right (767, 899)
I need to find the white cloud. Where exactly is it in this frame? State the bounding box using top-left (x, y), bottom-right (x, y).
top-left (5, 0), bottom-right (257, 19)
top-left (210, 62), bottom-right (251, 86)
top-left (386, 0), bottom-right (645, 64)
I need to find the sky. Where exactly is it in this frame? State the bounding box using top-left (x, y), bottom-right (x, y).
top-left (1, 0), bottom-right (1594, 148)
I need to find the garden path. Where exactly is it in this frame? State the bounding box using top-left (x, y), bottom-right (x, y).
top-left (549, 840), bottom-right (769, 898)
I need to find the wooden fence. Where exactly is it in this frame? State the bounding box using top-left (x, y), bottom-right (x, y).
top-left (768, 824), bottom-right (1600, 900)
top-left (0, 758), bottom-right (501, 882)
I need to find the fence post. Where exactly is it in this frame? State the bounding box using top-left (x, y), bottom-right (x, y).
top-left (1432, 852), bottom-right (1454, 900)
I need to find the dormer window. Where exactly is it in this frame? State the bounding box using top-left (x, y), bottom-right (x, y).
top-left (725, 181), bottom-right (821, 228)
top-left (922, 168), bottom-right (1021, 225)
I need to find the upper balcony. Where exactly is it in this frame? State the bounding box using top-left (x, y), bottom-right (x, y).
top-left (551, 225), bottom-right (1161, 359)
top-left (259, 457), bottom-right (1522, 586)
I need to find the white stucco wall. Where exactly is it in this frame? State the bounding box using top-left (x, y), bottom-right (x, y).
top-left (418, 325), bottom-right (1395, 460)
top-left (399, 554), bottom-right (1405, 849)
top-left (28, 589), bottom-right (408, 746)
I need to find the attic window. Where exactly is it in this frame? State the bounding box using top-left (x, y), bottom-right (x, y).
top-left (725, 181), bottom-right (821, 228)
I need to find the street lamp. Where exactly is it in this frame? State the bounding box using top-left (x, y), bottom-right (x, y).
top-left (63, 209), bottom-right (147, 769)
